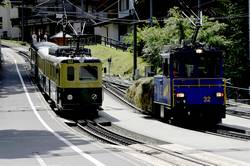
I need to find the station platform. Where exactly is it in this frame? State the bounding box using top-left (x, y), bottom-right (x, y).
top-left (100, 92), bottom-right (250, 164)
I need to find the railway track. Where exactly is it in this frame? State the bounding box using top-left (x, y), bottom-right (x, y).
top-left (226, 109), bottom-right (250, 120)
top-left (104, 77), bottom-right (250, 141)
top-left (76, 120), bottom-right (217, 166)
top-left (103, 77), bottom-right (145, 113)
top-left (210, 123), bottom-right (250, 140)
top-left (76, 120), bottom-right (143, 145)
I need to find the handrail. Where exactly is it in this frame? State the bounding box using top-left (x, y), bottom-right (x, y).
top-left (68, 35), bottom-right (130, 51)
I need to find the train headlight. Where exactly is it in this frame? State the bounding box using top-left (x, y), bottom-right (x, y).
top-left (176, 93), bottom-right (185, 98)
top-left (216, 92), bottom-right (224, 97)
top-left (196, 48), bottom-right (203, 54)
top-left (67, 94), bottom-right (73, 100)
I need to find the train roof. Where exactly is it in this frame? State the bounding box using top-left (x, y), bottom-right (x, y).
top-left (160, 45), bottom-right (222, 58)
top-left (31, 42), bottom-right (58, 51)
top-left (37, 46), bottom-right (101, 64)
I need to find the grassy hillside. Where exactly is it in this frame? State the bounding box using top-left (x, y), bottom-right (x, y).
top-left (1, 40), bottom-right (149, 79)
top-left (86, 44), bottom-right (149, 78)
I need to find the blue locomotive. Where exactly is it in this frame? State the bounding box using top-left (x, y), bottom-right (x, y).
top-left (153, 45), bottom-right (226, 124)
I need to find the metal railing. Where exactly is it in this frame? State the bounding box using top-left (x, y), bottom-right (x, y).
top-left (226, 86), bottom-right (250, 103)
top-left (68, 35), bottom-right (130, 51)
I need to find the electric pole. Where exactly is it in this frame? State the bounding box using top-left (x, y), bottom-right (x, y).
top-left (149, 0), bottom-right (153, 26)
top-left (62, 0), bottom-right (66, 45)
top-left (133, 7), bottom-right (137, 80)
top-left (249, 0), bottom-right (250, 65)
top-left (21, 0), bottom-right (24, 42)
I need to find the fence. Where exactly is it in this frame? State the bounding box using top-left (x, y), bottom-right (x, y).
top-left (68, 35), bottom-right (130, 51)
top-left (227, 86), bottom-right (250, 104)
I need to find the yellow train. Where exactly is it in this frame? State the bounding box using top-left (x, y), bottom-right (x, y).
top-left (30, 42), bottom-right (103, 116)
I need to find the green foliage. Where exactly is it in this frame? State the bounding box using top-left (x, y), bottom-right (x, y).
top-left (0, 0), bottom-right (11, 7)
top-left (216, 2), bottom-right (250, 87)
top-left (198, 17), bottom-right (229, 47)
top-left (85, 44), bottom-right (149, 78)
top-left (0, 0), bottom-right (4, 5)
top-left (124, 3), bottom-right (250, 87)
top-left (0, 0), bottom-right (9, 6)
top-left (124, 7), bottom-right (229, 70)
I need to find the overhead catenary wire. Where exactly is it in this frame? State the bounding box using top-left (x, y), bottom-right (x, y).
top-left (33, 0), bottom-right (97, 23)
top-left (34, 0), bottom-right (52, 8)
top-left (98, 0), bottom-right (119, 13)
top-left (65, 0), bottom-right (97, 20)
top-left (130, 0), bottom-right (140, 21)
top-left (31, 0), bottom-right (249, 26)
top-left (33, 9), bottom-right (250, 26)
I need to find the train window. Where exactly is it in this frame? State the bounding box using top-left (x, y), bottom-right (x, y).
top-left (185, 64), bottom-right (194, 77)
top-left (198, 56), bottom-right (221, 78)
top-left (173, 53), bottom-right (222, 78)
top-left (172, 62), bottom-right (180, 77)
top-left (79, 66), bottom-right (98, 81)
top-left (67, 66), bottom-right (74, 81)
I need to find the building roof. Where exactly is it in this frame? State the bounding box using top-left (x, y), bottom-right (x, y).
top-left (50, 31), bottom-right (72, 39)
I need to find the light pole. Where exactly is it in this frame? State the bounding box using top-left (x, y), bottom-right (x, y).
top-left (21, 0), bottom-right (24, 42)
top-left (149, 0), bottom-right (153, 26)
top-left (133, 9), bottom-right (137, 80)
top-left (249, 0), bottom-right (250, 65)
top-left (132, 0), bottom-right (138, 80)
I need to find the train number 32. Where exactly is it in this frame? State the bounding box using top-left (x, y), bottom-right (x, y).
top-left (203, 96), bottom-right (211, 103)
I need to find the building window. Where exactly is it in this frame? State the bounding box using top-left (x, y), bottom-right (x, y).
top-left (119, 0), bottom-right (129, 11)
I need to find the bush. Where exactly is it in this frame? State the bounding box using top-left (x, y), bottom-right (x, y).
top-left (126, 77), bottom-right (154, 112)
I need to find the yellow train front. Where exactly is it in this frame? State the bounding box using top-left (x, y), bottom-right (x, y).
top-left (30, 42), bottom-right (103, 116)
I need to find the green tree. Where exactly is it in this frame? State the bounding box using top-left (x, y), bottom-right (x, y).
top-left (125, 7), bottom-right (229, 70)
top-left (215, 1), bottom-right (250, 87)
top-left (0, 0), bottom-right (5, 5)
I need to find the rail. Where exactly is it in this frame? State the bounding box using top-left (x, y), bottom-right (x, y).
top-left (77, 120), bottom-right (143, 146)
top-left (76, 120), bottom-right (222, 166)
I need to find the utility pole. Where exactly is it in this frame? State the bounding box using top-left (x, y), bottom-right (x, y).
top-left (249, 0), bottom-right (250, 66)
top-left (21, 0), bottom-right (24, 42)
top-left (149, 0), bottom-right (153, 26)
top-left (80, 0), bottom-right (84, 33)
top-left (81, 0), bottom-right (84, 15)
top-left (133, 8), bottom-right (137, 80)
top-left (191, 0), bottom-right (202, 44)
top-left (62, 0), bottom-right (66, 45)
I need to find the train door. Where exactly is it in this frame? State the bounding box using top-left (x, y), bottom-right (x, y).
top-left (56, 65), bottom-right (60, 105)
top-left (153, 55), bottom-right (171, 119)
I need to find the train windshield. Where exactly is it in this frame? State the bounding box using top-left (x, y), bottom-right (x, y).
top-left (79, 66), bottom-right (98, 81)
top-left (173, 52), bottom-right (222, 78)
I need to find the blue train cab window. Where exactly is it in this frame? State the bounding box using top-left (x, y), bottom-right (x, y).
top-left (79, 66), bottom-right (98, 81)
top-left (197, 56), bottom-right (221, 78)
top-left (173, 52), bottom-right (222, 78)
top-left (67, 66), bottom-right (74, 81)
